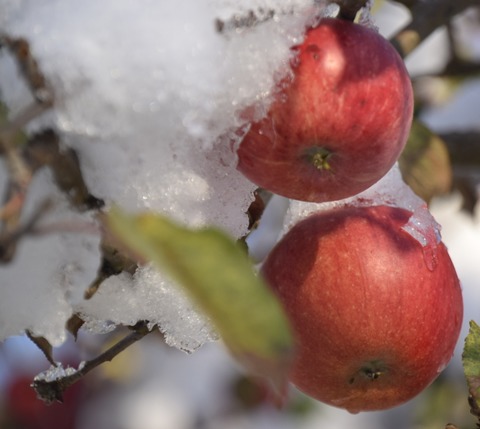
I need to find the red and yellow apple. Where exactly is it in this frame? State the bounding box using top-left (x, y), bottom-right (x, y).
top-left (236, 18), bottom-right (413, 202)
top-left (261, 205), bottom-right (463, 412)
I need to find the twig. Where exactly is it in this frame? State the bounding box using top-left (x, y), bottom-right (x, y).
top-left (32, 322), bottom-right (153, 404)
top-left (0, 199), bottom-right (52, 261)
top-left (0, 35), bottom-right (55, 260)
top-left (440, 131), bottom-right (480, 168)
top-left (0, 37), bottom-right (103, 262)
top-left (84, 242), bottom-right (137, 300)
top-left (390, 0), bottom-right (475, 58)
top-left (23, 129), bottom-right (104, 211)
top-left (215, 8), bottom-right (276, 34)
top-left (2, 36), bottom-right (53, 105)
top-left (469, 392), bottom-right (480, 429)
top-left (26, 330), bottom-right (56, 366)
top-left (332, 0), bottom-right (369, 21)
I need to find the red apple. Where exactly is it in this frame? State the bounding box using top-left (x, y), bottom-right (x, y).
top-left (236, 18), bottom-right (413, 202)
top-left (261, 205), bottom-right (463, 412)
top-left (6, 374), bottom-right (83, 429)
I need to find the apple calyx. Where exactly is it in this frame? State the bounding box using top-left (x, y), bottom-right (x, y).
top-left (305, 147), bottom-right (333, 171)
top-left (349, 360), bottom-right (389, 384)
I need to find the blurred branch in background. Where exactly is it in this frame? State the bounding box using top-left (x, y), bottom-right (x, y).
top-left (440, 132), bottom-right (480, 213)
top-left (330, 0), bottom-right (369, 20)
top-left (387, 0), bottom-right (480, 214)
top-left (390, 0), bottom-right (477, 58)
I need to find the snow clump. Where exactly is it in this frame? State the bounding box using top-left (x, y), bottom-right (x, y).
top-left (0, 0), bottom-right (326, 351)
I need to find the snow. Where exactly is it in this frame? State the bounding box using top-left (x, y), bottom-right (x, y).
top-left (0, 0), bottom-right (330, 351)
top-left (77, 265), bottom-right (218, 353)
top-left (272, 165), bottom-right (444, 272)
top-left (0, 168), bottom-right (101, 346)
top-left (33, 363), bottom-right (78, 383)
top-left (282, 164), bottom-right (441, 241)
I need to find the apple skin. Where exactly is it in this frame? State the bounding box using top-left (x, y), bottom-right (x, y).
top-left (261, 205), bottom-right (463, 412)
top-left (236, 18), bottom-right (413, 202)
top-left (6, 374), bottom-right (83, 429)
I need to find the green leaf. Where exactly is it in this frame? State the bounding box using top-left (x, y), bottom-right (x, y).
top-left (399, 120), bottom-right (453, 203)
top-left (104, 207), bottom-right (294, 389)
top-left (463, 320), bottom-right (480, 410)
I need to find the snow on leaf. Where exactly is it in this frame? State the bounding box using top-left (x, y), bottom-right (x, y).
top-left (104, 206), bottom-right (294, 386)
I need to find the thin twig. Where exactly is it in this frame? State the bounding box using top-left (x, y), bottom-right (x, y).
top-left (0, 199), bottom-right (52, 261)
top-left (390, 0), bottom-right (475, 58)
top-left (33, 322), bottom-right (154, 404)
top-left (2, 36), bottom-right (54, 105)
top-left (333, 0), bottom-right (368, 21)
top-left (0, 35), bottom-right (55, 260)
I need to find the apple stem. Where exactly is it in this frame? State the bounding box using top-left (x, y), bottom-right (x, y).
top-left (331, 0), bottom-right (370, 21)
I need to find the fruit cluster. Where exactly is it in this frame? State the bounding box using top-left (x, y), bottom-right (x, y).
top-left (235, 18), bottom-right (463, 412)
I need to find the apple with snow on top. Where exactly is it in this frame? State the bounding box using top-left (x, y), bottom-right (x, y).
top-left (261, 205), bottom-right (463, 413)
top-left (236, 18), bottom-right (413, 202)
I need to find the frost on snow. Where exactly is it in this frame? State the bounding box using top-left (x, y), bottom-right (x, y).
top-left (0, 0), bottom-right (323, 351)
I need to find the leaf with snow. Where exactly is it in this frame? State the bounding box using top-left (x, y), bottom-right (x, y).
top-left (104, 207), bottom-right (294, 386)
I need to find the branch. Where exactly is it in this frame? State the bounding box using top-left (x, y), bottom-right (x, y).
top-left (32, 322), bottom-right (153, 404)
top-left (0, 199), bottom-right (52, 261)
top-left (0, 36), bottom-right (53, 104)
top-left (390, 0), bottom-right (475, 58)
top-left (23, 129), bottom-right (104, 211)
top-left (0, 36), bottom-right (55, 260)
top-left (440, 57), bottom-right (480, 78)
top-left (0, 37), bottom-right (103, 260)
top-left (469, 392), bottom-right (480, 429)
top-left (440, 131), bottom-right (480, 167)
top-left (331, 0), bottom-right (369, 21)
top-left (439, 131), bottom-right (480, 214)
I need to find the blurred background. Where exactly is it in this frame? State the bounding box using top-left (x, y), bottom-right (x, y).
top-left (1, 1), bottom-right (480, 428)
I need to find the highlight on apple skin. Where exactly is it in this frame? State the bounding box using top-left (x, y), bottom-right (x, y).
top-left (261, 205), bottom-right (463, 413)
top-left (236, 18), bottom-right (414, 202)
